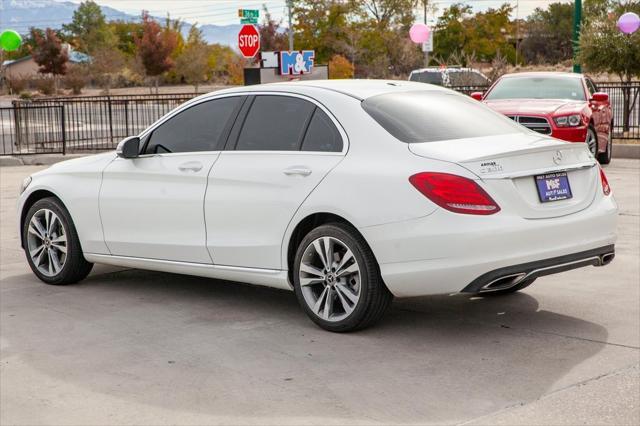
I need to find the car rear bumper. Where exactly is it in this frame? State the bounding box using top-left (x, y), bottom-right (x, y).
top-left (360, 193), bottom-right (617, 297)
top-left (460, 244), bottom-right (614, 294)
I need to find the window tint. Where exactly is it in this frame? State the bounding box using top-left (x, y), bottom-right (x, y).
top-left (362, 91), bottom-right (525, 143)
top-left (236, 95), bottom-right (315, 151)
top-left (586, 79), bottom-right (597, 96)
top-left (145, 97), bottom-right (240, 154)
top-left (301, 109), bottom-right (343, 152)
top-left (410, 71), bottom-right (443, 85)
top-left (484, 77), bottom-right (586, 101)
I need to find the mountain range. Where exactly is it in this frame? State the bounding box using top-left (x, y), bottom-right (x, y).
top-left (0, 0), bottom-right (242, 46)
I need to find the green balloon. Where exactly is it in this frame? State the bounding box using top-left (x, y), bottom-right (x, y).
top-left (0, 30), bottom-right (22, 52)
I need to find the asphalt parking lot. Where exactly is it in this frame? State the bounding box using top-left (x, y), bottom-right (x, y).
top-left (1, 160), bottom-right (639, 425)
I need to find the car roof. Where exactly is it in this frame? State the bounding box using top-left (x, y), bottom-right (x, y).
top-left (203, 79), bottom-right (451, 101)
top-left (499, 72), bottom-right (584, 79)
top-left (411, 67), bottom-right (480, 73)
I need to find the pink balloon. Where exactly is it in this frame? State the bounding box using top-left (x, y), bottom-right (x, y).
top-left (409, 23), bottom-right (430, 43)
top-left (617, 12), bottom-right (640, 34)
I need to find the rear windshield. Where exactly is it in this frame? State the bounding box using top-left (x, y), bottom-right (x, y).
top-left (362, 91), bottom-right (525, 143)
top-left (409, 71), bottom-right (443, 85)
top-left (485, 77), bottom-right (586, 101)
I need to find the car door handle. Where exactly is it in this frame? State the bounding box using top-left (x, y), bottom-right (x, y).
top-left (283, 167), bottom-right (312, 177)
top-left (178, 161), bottom-right (203, 172)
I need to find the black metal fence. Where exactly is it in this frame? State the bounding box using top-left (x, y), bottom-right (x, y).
top-left (1, 83), bottom-right (638, 156)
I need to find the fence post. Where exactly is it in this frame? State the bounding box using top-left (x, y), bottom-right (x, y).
top-left (124, 100), bottom-right (129, 136)
top-left (61, 105), bottom-right (66, 155)
top-left (108, 96), bottom-right (114, 144)
top-left (12, 101), bottom-right (21, 152)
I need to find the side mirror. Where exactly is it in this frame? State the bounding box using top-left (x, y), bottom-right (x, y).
top-left (116, 136), bottom-right (140, 159)
top-left (591, 92), bottom-right (609, 103)
top-left (470, 92), bottom-right (484, 101)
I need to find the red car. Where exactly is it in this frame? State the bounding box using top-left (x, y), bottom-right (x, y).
top-left (471, 72), bottom-right (613, 164)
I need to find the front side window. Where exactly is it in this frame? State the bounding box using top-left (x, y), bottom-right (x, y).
top-left (235, 95), bottom-right (315, 151)
top-left (145, 97), bottom-right (241, 154)
top-left (362, 91), bottom-right (525, 143)
top-left (485, 77), bottom-right (586, 101)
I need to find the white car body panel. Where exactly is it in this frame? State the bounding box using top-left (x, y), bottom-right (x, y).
top-left (18, 152), bottom-right (115, 255)
top-left (205, 151), bottom-right (343, 269)
top-left (17, 80), bottom-right (618, 297)
top-left (99, 152), bottom-right (219, 263)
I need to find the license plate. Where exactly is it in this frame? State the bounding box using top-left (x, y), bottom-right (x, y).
top-left (535, 172), bottom-right (573, 203)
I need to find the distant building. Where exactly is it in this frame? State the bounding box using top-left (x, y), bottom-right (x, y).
top-left (1, 44), bottom-right (91, 80)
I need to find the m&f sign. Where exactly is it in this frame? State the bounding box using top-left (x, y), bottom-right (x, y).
top-left (279, 51), bottom-right (315, 76)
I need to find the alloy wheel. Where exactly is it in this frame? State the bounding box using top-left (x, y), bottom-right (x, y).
top-left (299, 236), bottom-right (361, 322)
top-left (27, 208), bottom-right (67, 277)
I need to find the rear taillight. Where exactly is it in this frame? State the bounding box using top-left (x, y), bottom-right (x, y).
top-left (599, 167), bottom-right (611, 196)
top-left (409, 172), bottom-right (500, 215)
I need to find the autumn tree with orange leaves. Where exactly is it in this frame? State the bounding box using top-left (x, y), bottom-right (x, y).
top-left (135, 11), bottom-right (178, 93)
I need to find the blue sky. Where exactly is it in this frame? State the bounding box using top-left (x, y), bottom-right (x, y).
top-left (60, 0), bottom-right (573, 27)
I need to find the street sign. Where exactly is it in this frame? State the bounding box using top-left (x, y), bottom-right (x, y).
top-left (240, 17), bottom-right (258, 24)
top-left (422, 31), bottom-right (433, 52)
top-left (238, 24), bottom-right (260, 58)
top-left (238, 9), bottom-right (259, 19)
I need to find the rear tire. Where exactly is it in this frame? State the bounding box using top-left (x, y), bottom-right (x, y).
top-left (23, 197), bottom-right (93, 285)
top-left (293, 223), bottom-right (393, 332)
top-left (597, 123), bottom-right (613, 165)
top-left (481, 278), bottom-right (536, 296)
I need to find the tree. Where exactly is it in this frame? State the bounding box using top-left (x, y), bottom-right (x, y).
top-left (434, 3), bottom-right (515, 64)
top-left (175, 26), bottom-right (210, 92)
top-left (32, 28), bottom-right (68, 91)
top-left (63, 0), bottom-right (115, 54)
top-left (520, 3), bottom-right (573, 64)
top-left (329, 54), bottom-right (355, 78)
top-left (580, 1), bottom-right (640, 132)
top-left (135, 11), bottom-right (178, 93)
top-left (89, 47), bottom-right (126, 94)
top-left (108, 20), bottom-right (143, 57)
top-left (259, 6), bottom-right (289, 52)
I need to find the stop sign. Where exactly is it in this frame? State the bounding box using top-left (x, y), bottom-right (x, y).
top-left (238, 24), bottom-right (260, 58)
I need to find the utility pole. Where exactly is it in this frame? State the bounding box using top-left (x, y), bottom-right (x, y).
top-left (287, 0), bottom-right (294, 51)
top-left (423, 0), bottom-right (429, 67)
top-left (515, 0), bottom-right (520, 66)
top-left (572, 0), bottom-right (582, 73)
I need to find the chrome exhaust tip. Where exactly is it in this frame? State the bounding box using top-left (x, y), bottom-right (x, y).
top-left (480, 272), bottom-right (528, 293)
top-left (599, 253), bottom-right (615, 266)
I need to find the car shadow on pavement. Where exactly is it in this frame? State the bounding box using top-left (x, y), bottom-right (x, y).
top-left (2, 268), bottom-right (612, 425)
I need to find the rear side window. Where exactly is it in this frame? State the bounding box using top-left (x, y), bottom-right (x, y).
top-left (236, 95), bottom-right (315, 151)
top-left (145, 97), bottom-right (241, 154)
top-left (301, 109), bottom-right (343, 152)
top-left (362, 91), bottom-right (525, 143)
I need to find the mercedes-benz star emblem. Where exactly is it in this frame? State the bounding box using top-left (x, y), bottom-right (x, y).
top-left (553, 150), bottom-right (563, 165)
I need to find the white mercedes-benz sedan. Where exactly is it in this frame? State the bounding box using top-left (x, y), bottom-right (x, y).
top-left (17, 80), bottom-right (617, 332)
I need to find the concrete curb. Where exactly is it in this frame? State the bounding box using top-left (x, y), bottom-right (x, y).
top-left (1, 154), bottom-right (88, 167)
top-left (612, 144), bottom-right (640, 160)
top-left (2, 145), bottom-right (639, 167)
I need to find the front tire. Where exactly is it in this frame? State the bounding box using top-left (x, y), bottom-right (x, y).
top-left (293, 223), bottom-right (392, 332)
top-left (23, 197), bottom-right (93, 285)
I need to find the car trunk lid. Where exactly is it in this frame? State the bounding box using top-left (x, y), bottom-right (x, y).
top-left (408, 133), bottom-right (598, 219)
